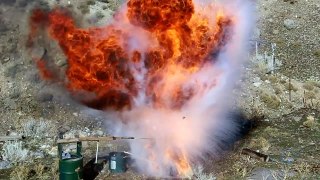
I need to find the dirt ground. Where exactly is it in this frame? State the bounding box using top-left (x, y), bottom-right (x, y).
top-left (0, 0), bottom-right (319, 179)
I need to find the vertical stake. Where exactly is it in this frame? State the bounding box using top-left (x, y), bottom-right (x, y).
top-left (95, 141), bottom-right (99, 164)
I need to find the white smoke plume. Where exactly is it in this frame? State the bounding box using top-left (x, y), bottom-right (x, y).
top-left (97, 0), bottom-right (255, 177)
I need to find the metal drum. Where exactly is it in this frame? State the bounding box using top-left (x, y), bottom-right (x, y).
top-left (109, 152), bottom-right (127, 173)
top-left (58, 142), bottom-right (83, 180)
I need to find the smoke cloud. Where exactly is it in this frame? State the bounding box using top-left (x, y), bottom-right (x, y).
top-left (102, 0), bottom-right (255, 177)
top-left (27, 0), bottom-right (255, 177)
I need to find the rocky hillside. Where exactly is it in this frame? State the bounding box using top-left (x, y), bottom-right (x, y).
top-left (0, 0), bottom-right (319, 179)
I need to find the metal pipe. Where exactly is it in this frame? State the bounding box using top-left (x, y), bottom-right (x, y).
top-left (95, 141), bottom-right (99, 164)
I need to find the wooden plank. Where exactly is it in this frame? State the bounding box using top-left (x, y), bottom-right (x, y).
top-left (241, 148), bottom-right (269, 162)
top-left (56, 136), bottom-right (137, 144)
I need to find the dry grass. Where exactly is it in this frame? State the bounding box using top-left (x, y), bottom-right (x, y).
top-left (285, 82), bottom-right (298, 92)
top-left (303, 82), bottom-right (314, 91)
top-left (268, 75), bottom-right (278, 83)
top-left (10, 165), bottom-right (30, 180)
top-left (260, 92), bottom-right (281, 109)
top-left (313, 49), bottom-right (320, 58)
top-left (280, 79), bottom-right (287, 84)
top-left (273, 85), bottom-right (282, 95)
top-left (248, 137), bottom-right (271, 153)
top-left (307, 80), bottom-right (320, 88)
top-left (9, 160), bottom-right (59, 180)
top-left (305, 91), bottom-right (316, 100)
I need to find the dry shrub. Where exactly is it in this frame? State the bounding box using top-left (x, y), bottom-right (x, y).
top-left (293, 162), bottom-right (312, 179)
top-left (285, 82), bottom-right (298, 92)
top-left (248, 137), bottom-right (271, 153)
top-left (34, 163), bottom-right (45, 177)
top-left (302, 115), bottom-right (318, 129)
top-left (273, 85), bottom-right (282, 95)
top-left (280, 79), bottom-right (287, 84)
top-left (20, 118), bottom-right (57, 139)
top-left (10, 165), bottom-right (30, 180)
top-left (260, 92), bottom-right (281, 109)
top-left (1, 141), bottom-right (29, 165)
top-left (268, 75), bottom-right (278, 83)
top-left (307, 80), bottom-right (320, 88)
top-left (305, 91), bottom-right (316, 100)
top-left (303, 82), bottom-right (314, 91)
top-left (51, 158), bottom-right (59, 180)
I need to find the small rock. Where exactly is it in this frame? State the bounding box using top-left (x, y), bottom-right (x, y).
top-left (56, 59), bottom-right (67, 67)
top-left (84, 127), bottom-right (90, 132)
top-left (3, 57), bottom-right (10, 63)
top-left (64, 131), bottom-right (76, 139)
top-left (33, 151), bottom-right (45, 159)
top-left (73, 112), bottom-right (78, 117)
top-left (40, 144), bottom-right (50, 149)
top-left (282, 157), bottom-right (294, 164)
top-left (93, 130), bottom-right (104, 136)
top-left (293, 116), bottom-right (301, 122)
top-left (0, 161), bottom-right (11, 170)
top-left (37, 93), bottom-right (53, 102)
top-left (272, 29), bottom-right (279, 35)
top-left (59, 125), bottom-right (71, 134)
top-left (8, 131), bottom-right (18, 136)
top-left (79, 131), bottom-right (88, 138)
top-left (303, 115), bottom-right (316, 128)
top-left (253, 82), bottom-right (262, 87)
top-left (48, 146), bottom-right (58, 157)
top-left (284, 19), bottom-right (296, 30)
top-left (31, 47), bottom-right (46, 60)
top-left (268, 18), bottom-right (273, 23)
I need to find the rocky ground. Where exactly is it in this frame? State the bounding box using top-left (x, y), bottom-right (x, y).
top-left (0, 0), bottom-right (319, 179)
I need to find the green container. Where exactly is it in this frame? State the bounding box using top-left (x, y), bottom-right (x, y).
top-left (109, 152), bottom-right (127, 173)
top-left (58, 142), bottom-right (83, 180)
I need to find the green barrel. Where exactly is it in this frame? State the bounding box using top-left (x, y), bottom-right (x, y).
top-left (109, 152), bottom-right (127, 173)
top-left (58, 142), bottom-right (84, 180)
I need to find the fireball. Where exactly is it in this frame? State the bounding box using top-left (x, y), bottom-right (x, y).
top-left (28, 0), bottom-right (253, 177)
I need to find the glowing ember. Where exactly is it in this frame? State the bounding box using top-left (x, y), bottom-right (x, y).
top-left (28, 0), bottom-right (253, 177)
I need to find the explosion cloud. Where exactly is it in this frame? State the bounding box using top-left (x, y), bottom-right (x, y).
top-left (28, 0), bottom-right (254, 177)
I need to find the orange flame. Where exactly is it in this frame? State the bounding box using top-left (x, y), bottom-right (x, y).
top-left (28, 0), bottom-right (233, 177)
